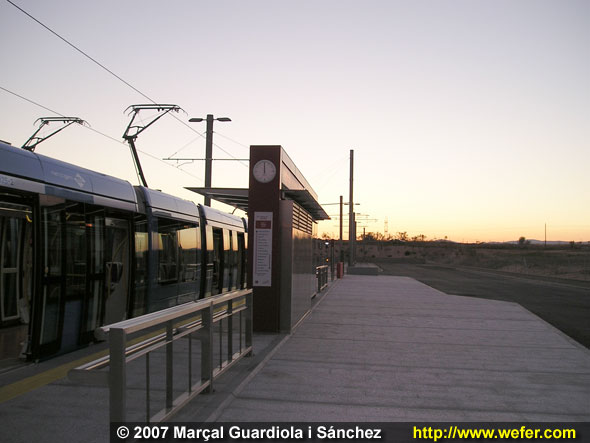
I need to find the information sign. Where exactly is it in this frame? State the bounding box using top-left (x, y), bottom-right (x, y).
top-left (253, 212), bottom-right (273, 286)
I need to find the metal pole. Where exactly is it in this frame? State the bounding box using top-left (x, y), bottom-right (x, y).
top-left (109, 328), bottom-right (127, 423)
top-left (349, 149), bottom-right (354, 267)
top-left (166, 321), bottom-right (173, 411)
top-left (204, 114), bottom-right (214, 206)
top-left (339, 195), bottom-right (343, 262)
top-left (245, 291), bottom-right (253, 356)
top-left (353, 212), bottom-right (357, 264)
top-left (201, 304), bottom-right (214, 393)
top-left (227, 302), bottom-right (233, 362)
top-left (330, 240), bottom-right (335, 280)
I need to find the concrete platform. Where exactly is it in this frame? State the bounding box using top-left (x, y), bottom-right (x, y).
top-left (206, 275), bottom-right (590, 422)
top-left (1, 275), bottom-right (589, 443)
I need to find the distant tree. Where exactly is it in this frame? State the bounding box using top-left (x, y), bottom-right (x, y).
top-left (363, 232), bottom-right (378, 242)
top-left (396, 231), bottom-right (408, 241)
top-left (518, 236), bottom-right (530, 247)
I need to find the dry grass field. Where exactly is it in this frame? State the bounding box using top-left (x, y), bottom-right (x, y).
top-left (352, 241), bottom-right (590, 282)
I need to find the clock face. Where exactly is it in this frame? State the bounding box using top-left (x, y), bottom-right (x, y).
top-left (253, 159), bottom-right (277, 183)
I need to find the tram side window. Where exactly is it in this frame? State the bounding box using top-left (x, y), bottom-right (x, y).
top-left (1, 217), bottom-right (20, 321)
top-left (155, 218), bottom-right (200, 285)
top-left (157, 220), bottom-right (178, 284)
top-left (178, 225), bottom-right (200, 283)
top-left (177, 224), bottom-right (201, 303)
top-left (65, 209), bottom-right (87, 301)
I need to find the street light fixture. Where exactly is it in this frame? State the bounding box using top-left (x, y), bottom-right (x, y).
top-left (188, 114), bottom-right (232, 206)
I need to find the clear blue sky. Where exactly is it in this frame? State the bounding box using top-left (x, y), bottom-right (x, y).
top-left (1, 0), bottom-right (588, 242)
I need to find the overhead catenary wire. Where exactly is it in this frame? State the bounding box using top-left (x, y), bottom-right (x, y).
top-left (210, 131), bottom-right (249, 167)
top-left (164, 134), bottom-right (249, 168)
top-left (214, 130), bottom-right (250, 149)
top-left (213, 140), bottom-right (249, 167)
top-left (311, 153), bottom-right (351, 191)
top-left (5, 0), bottom-right (247, 164)
top-left (167, 133), bottom-right (207, 159)
top-left (5, 0), bottom-right (154, 103)
top-left (1, 85), bottom-right (65, 117)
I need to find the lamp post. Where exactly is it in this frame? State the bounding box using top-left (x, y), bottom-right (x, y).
top-left (188, 114), bottom-right (231, 206)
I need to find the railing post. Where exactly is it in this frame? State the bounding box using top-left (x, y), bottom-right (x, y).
top-left (317, 269), bottom-right (321, 293)
top-left (245, 290), bottom-right (253, 355)
top-left (316, 266), bottom-right (329, 292)
top-left (146, 353), bottom-right (150, 422)
top-left (227, 301), bottom-right (233, 362)
top-left (201, 304), bottom-right (214, 392)
top-left (166, 320), bottom-right (173, 410)
top-left (109, 328), bottom-right (127, 423)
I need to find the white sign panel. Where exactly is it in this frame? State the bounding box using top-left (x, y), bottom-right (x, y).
top-left (253, 212), bottom-right (273, 287)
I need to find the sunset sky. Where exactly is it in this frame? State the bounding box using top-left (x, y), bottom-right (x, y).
top-left (1, 0), bottom-right (588, 242)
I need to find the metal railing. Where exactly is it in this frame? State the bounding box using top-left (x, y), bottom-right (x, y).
top-left (69, 288), bottom-right (252, 423)
top-left (316, 265), bottom-right (329, 292)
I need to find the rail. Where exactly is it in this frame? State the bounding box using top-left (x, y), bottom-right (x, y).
top-left (316, 265), bottom-right (329, 292)
top-left (69, 288), bottom-right (252, 423)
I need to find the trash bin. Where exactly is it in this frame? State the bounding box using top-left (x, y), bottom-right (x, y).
top-left (337, 262), bottom-right (344, 278)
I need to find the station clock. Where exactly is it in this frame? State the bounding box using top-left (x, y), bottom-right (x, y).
top-left (252, 159), bottom-right (277, 183)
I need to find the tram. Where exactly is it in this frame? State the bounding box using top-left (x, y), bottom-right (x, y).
top-left (0, 141), bottom-right (247, 361)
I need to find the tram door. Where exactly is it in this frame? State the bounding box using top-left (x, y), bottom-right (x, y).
top-left (102, 218), bottom-right (129, 325)
top-left (211, 228), bottom-right (223, 295)
top-left (80, 215), bottom-right (130, 341)
top-left (36, 200), bottom-right (131, 358)
top-left (38, 201), bottom-right (65, 357)
top-left (0, 200), bottom-right (33, 360)
top-left (60, 208), bottom-right (86, 351)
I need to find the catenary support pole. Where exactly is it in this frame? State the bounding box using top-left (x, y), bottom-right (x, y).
top-left (349, 149), bottom-right (355, 266)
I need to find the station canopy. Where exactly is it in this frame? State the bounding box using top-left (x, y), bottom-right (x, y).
top-left (186, 187), bottom-right (330, 221)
